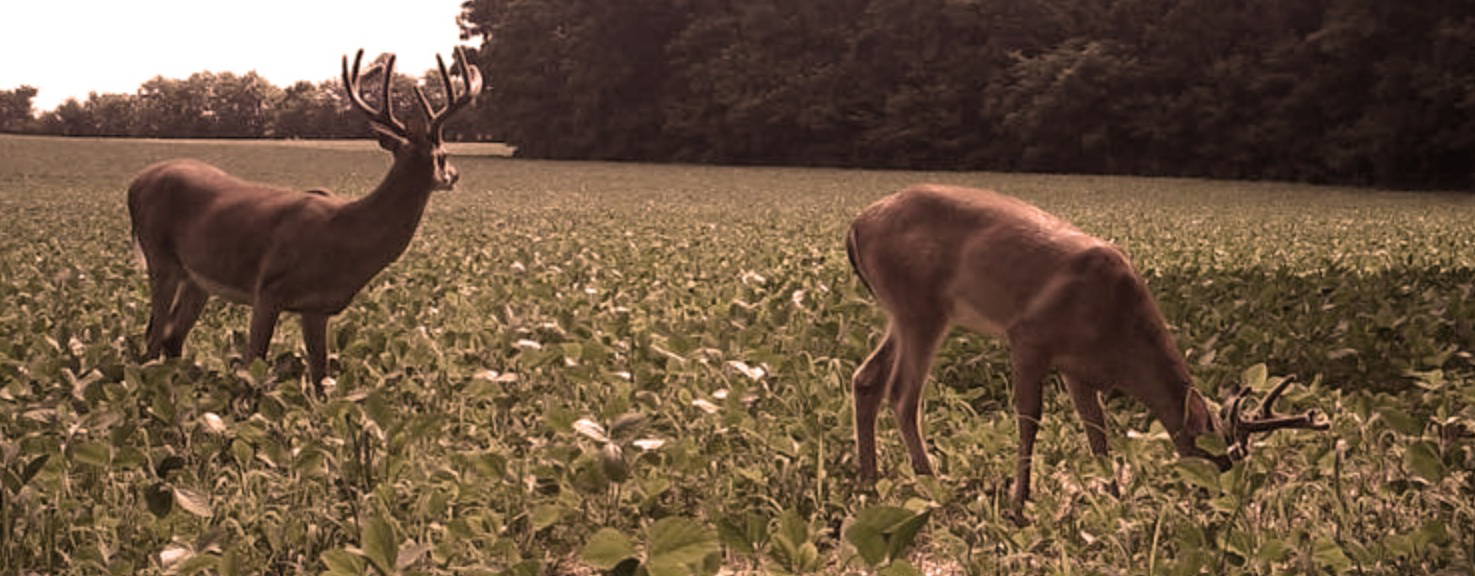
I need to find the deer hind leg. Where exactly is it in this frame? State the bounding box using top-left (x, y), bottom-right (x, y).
top-left (852, 327), bottom-right (897, 481)
top-left (161, 281), bottom-right (209, 358)
top-left (1007, 342), bottom-right (1050, 514)
top-left (142, 259), bottom-right (185, 360)
top-left (889, 313), bottom-right (948, 476)
top-left (300, 313), bottom-right (331, 393)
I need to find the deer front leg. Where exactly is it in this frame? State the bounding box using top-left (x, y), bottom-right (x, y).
top-left (1065, 374), bottom-right (1119, 498)
top-left (1064, 375), bottom-right (1110, 458)
top-left (246, 299), bottom-right (282, 369)
top-left (1009, 344), bottom-right (1049, 517)
top-left (852, 328), bottom-right (897, 482)
top-left (890, 317), bottom-right (947, 476)
top-left (301, 312), bottom-right (330, 393)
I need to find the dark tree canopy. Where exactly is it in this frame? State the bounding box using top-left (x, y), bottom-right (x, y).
top-left (459, 0), bottom-right (1475, 189)
top-left (0, 85), bottom-right (38, 132)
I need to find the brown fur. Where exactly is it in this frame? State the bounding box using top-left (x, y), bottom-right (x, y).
top-left (847, 185), bottom-right (1228, 513)
top-left (129, 48), bottom-right (478, 390)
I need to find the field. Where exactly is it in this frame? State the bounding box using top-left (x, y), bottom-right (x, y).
top-left (1, 133), bottom-right (1473, 575)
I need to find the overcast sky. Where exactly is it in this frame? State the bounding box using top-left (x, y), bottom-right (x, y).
top-left (1, 0), bottom-right (472, 112)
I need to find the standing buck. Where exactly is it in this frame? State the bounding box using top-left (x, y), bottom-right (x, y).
top-left (846, 185), bottom-right (1328, 513)
top-left (129, 48), bottom-right (481, 391)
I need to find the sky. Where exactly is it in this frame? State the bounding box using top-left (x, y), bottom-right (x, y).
top-left (0, 0), bottom-right (473, 112)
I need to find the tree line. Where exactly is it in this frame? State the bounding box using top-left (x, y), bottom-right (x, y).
top-left (459, 0), bottom-right (1475, 189)
top-left (0, 62), bottom-right (484, 141)
top-left (4, 1), bottom-right (1473, 189)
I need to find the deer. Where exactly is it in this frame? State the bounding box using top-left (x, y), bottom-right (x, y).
top-left (845, 184), bottom-right (1329, 515)
top-left (128, 47), bottom-right (482, 393)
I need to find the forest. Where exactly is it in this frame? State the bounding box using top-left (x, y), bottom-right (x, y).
top-left (3, 0), bottom-right (1473, 189)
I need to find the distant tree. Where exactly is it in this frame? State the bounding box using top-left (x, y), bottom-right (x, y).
top-left (84, 92), bottom-right (140, 136)
top-left (40, 98), bottom-right (95, 136)
top-left (209, 72), bottom-right (281, 137)
top-left (0, 85), bottom-right (39, 132)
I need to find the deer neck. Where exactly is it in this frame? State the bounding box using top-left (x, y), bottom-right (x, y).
top-left (341, 161), bottom-right (435, 269)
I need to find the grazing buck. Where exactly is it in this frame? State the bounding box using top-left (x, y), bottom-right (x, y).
top-left (129, 48), bottom-right (482, 391)
top-left (846, 185), bottom-right (1327, 512)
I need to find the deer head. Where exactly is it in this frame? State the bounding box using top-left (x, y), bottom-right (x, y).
top-left (342, 47), bottom-right (483, 191)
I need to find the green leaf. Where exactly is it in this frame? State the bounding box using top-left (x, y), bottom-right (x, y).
top-left (717, 513), bottom-right (768, 556)
top-left (1378, 407), bottom-right (1424, 436)
top-left (1313, 536), bottom-right (1352, 574)
top-left (1241, 363), bottom-right (1268, 390)
top-left (885, 509), bottom-right (930, 562)
top-left (70, 440), bottom-right (111, 468)
top-left (1175, 458), bottom-right (1222, 493)
top-left (1257, 538), bottom-right (1290, 564)
top-left (219, 546), bottom-right (245, 576)
top-left (360, 514), bottom-right (399, 576)
top-left (581, 528), bottom-right (637, 571)
top-left (646, 516), bottom-right (720, 576)
top-left (173, 486), bottom-right (213, 518)
top-left (530, 504), bottom-right (565, 532)
top-left (1405, 440), bottom-right (1444, 483)
top-left (20, 453), bottom-right (49, 485)
top-left (321, 548), bottom-right (366, 576)
top-left (1195, 432), bottom-right (1228, 457)
top-left (844, 506), bottom-right (913, 567)
top-left (395, 541), bottom-right (433, 572)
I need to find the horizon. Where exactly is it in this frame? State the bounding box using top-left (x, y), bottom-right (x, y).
top-left (0, 0), bottom-right (471, 113)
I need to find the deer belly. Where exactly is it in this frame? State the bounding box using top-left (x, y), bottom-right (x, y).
top-left (184, 268), bottom-right (253, 304)
top-left (951, 301), bottom-right (1009, 338)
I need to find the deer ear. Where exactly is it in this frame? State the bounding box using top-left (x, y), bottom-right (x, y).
top-left (370, 123), bottom-right (409, 152)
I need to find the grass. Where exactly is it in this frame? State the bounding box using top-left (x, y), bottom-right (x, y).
top-left (1, 133), bottom-right (1472, 574)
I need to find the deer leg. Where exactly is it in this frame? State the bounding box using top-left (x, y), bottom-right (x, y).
top-left (301, 312), bottom-right (330, 393)
top-left (1065, 374), bottom-right (1119, 498)
top-left (889, 315), bottom-right (947, 476)
top-left (1009, 344), bottom-right (1049, 514)
top-left (1064, 375), bottom-right (1110, 459)
top-left (852, 327), bottom-right (897, 482)
top-left (161, 281), bottom-right (208, 358)
top-left (143, 264), bottom-right (183, 359)
top-left (246, 299), bottom-right (282, 367)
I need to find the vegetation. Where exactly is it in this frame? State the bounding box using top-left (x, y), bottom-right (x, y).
top-left (460, 0), bottom-right (1475, 189)
top-left (0, 66), bottom-right (482, 141)
top-left (1, 135), bottom-right (1473, 574)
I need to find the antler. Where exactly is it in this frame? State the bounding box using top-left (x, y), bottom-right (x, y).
top-left (1224, 377), bottom-right (1330, 458)
top-left (416, 46), bottom-right (483, 138)
top-left (342, 49), bottom-right (410, 138)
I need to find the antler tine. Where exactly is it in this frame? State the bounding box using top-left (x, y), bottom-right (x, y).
top-left (1239, 410), bottom-right (1330, 433)
top-left (1232, 377), bottom-right (1330, 439)
top-left (1256, 376), bottom-right (1296, 420)
top-left (1224, 386), bottom-right (1248, 425)
top-left (379, 54), bottom-right (407, 133)
top-left (457, 46), bottom-right (484, 98)
top-left (342, 49), bottom-right (409, 137)
top-left (428, 47), bottom-right (481, 136)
